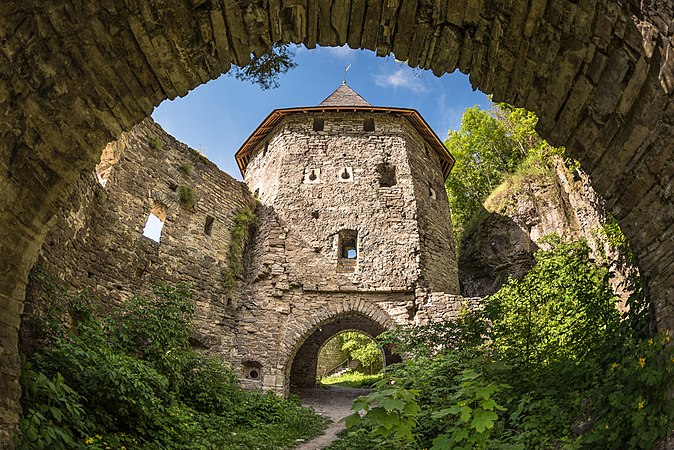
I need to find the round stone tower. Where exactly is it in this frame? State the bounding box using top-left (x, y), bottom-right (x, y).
top-left (233, 84), bottom-right (462, 393)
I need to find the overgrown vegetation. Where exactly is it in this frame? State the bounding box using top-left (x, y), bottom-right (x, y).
top-left (331, 238), bottom-right (673, 449)
top-left (178, 162), bottom-right (192, 176)
top-left (148, 136), bottom-right (162, 151)
top-left (232, 43), bottom-right (297, 90)
top-left (338, 332), bottom-right (383, 374)
top-left (18, 275), bottom-right (324, 449)
top-left (222, 206), bottom-right (257, 292)
top-left (178, 185), bottom-right (196, 209)
top-left (445, 104), bottom-right (563, 245)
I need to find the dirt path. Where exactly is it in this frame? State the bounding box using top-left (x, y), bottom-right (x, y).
top-left (293, 386), bottom-right (370, 450)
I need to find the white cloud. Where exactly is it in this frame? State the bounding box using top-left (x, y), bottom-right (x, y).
top-left (322, 44), bottom-right (356, 60)
top-left (374, 67), bottom-right (427, 93)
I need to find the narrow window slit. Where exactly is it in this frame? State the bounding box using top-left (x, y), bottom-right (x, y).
top-left (204, 215), bottom-right (215, 236)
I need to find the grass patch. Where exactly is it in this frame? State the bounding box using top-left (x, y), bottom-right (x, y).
top-left (319, 370), bottom-right (383, 389)
top-left (148, 136), bottom-right (162, 151)
top-left (178, 162), bottom-right (192, 176)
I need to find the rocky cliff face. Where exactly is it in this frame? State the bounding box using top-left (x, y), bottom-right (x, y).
top-left (458, 158), bottom-right (637, 305)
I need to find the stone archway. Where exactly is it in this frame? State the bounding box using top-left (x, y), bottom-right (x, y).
top-left (288, 314), bottom-right (396, 390)
top-left (2, 1), bottom-right (674, 443)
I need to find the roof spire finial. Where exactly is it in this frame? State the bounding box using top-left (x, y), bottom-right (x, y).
top-left (343, 64), bottom-right (351, 85)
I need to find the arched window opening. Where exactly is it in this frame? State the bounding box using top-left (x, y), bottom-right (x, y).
top-left (142, 201), bottom-right (167, 243)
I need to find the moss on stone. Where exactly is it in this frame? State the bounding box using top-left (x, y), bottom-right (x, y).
top-left (222, 206), bottom-right (257, 292)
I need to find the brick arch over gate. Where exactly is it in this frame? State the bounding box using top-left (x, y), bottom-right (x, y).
top-left (278, 299), bottom-right (396, 394)
top-left (2, 0), bottom-right (674, 443)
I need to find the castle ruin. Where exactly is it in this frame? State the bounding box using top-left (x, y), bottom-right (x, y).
top-left (24, 85), bottom-right (480, 395)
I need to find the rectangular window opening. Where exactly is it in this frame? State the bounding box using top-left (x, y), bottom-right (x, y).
top-left (313, 118), bottom-right (324, 131)
top-left (377, 163), bottom-right (396, 187)
top-left (363, 118), bottom-right (375, 132)
top-left (142, 202), bottom-right (167, 243)
top-left (337, 229), bottom-right (358, 272)
top-left (339, 230), bottom-right (358, 259)
top-left (204, 215), bottom-right (215, 236)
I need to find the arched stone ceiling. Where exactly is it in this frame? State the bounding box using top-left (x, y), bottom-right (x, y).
top-left (1, 0), bottom-right (674, 443)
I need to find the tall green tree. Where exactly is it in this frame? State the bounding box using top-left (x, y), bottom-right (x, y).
top-left (340, 332), bottom-right (382, 373)
top-left (444, 104), bottom-right (560, 241)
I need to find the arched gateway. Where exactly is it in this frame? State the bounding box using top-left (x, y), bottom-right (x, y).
top-left (233, 84), bottom-right (468, 394)
top-left (3, 1), bottom-right (674, 444)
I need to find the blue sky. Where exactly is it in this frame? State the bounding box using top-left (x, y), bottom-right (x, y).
top-left (152, 45), bottom-right (491, 179)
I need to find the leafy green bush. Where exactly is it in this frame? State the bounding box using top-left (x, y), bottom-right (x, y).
top-left (335, 238), bottom-right (674, 449)
top-left (178, 185), bottom-right (196, 209)
top-left (17, 359), bottom-right (91, 450)
top-left (19, 281), bottom-right (324, 449)
top-left (487, 235), bottom-right (621, 366)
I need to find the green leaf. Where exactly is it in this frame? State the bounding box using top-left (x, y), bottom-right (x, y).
top-left (49, 406), bottom-right (63, 422)
top-left (431, 406), bottom-right (461, 419)
top-left (378, 397), bottom-right (406, 412)
top-left (431, 434), bottom-right (453, 450)
top-left (471, 409), bottom-right (498, 433)
top-left (459, 405), bottom-right (473, 422)
top-left (480, 398), bottom-right (497, 411)
top-left (344, 412), bottom-right (361, 429)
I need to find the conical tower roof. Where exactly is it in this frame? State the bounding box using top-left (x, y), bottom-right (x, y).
top-left (318, 83), bottom-right (371, 107)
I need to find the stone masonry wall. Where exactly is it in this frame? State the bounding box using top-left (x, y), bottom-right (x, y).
top-left (22, 119), bottom-right (256, 360)
top-left (245, 112), bottom-right (425, 290)
top-left (405, 122), bottom-right (460, 294)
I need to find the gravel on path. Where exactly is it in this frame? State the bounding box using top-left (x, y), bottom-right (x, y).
top-left (293, 386), bottom-right (370, 450)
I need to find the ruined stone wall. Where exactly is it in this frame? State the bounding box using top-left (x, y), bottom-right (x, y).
top-left (22, 119), bottom-right (256, 359)
top-left (414, 292), bottom-right (483, 325)
top-left (4, 1), bottom-right (674, 440)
